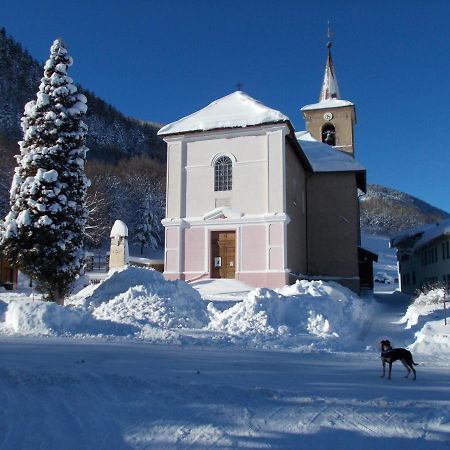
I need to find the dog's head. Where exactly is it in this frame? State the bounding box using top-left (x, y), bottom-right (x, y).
top-left (380, 339), bottom-right (392, 351)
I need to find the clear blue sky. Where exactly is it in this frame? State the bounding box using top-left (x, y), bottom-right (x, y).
top-left (2, 0), bottom-right (450, 212)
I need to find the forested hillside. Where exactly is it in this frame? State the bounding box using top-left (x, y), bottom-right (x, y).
top-left (1, 29), bottom-right (448, 248)
top-left (360, 184), bottom-right (449, 236)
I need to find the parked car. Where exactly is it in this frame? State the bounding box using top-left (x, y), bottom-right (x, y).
top-left (374, 272), bottom-right (394, 284)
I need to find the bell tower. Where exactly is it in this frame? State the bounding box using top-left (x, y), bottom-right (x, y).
top-left (301, 27), bottom-right (356, 157)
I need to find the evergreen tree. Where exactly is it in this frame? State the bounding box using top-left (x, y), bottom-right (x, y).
top-left (133, 196), bottom-right (161, 255)
top-left (0, 39), bottom-right (89, 304)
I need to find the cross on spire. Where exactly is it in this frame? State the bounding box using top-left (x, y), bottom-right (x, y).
top-left (327, 19), bottom-right (332, 48)
top-left (319, 21), bottom-right (341, 101)
top-left (236, 81), bottom-right (243, 91)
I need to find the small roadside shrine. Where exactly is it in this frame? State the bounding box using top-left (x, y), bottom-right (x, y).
top-left (109, 220), bottom-right (129, 270)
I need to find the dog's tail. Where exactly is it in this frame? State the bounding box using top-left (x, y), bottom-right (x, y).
top-left (412, 360), bottom-right (419, 366)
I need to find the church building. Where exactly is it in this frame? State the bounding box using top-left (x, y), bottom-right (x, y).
top-left (158, 42), bottom-right (370, 293)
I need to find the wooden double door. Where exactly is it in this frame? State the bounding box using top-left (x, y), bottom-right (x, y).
top-left (211, 231), bottom-right (236, 279)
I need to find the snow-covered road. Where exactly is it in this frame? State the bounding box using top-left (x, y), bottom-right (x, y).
top-left (1, 335), bottom-right (449, 450)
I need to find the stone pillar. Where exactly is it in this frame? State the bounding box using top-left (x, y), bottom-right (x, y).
top-left (109, 220), bottom-right (129, 270)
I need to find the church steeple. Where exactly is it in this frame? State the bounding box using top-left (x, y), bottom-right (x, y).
top-left (319, 24), bottom-right (340, 101)
top-left (319, 44), bottom-right (341, 101)
top-left (301, 24), bottom-right (356, 157)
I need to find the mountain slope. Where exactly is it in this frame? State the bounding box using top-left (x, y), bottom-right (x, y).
top-left (1, 29), bottom-right (447, 242)
top-left (0, 28), bottom-right (165, 162)
top-left (360, 184), bottom-right (449, 236)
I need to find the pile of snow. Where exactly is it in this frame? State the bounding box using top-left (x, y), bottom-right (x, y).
top-left (399, 287), bottom-right (446, 329)
top-left (70, 266), bottom-right (209, 329)
top-left (0, 267), bottom-right (373, 350)
top-left (208, 280), bottom-right (368, 346)
top-left (5, 300), bottom-right (86, 335)
top-left (399, 287), bottom-right (450, 356)
top-left (3, 299), bottom-right (137, 336)
top-left (0, 299), bottom-right (8, 321)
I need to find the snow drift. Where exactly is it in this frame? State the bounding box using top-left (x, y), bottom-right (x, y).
top-left (208, 280), bottom-right (367, 344)
top-left (4, 299), bottom-right (138, 336)
top-left (1, 267), bottom-right (373, 351)
top-left (70, 266), bottom-right (209, 329)
top-left (400, 287), bottom-right (450, 357)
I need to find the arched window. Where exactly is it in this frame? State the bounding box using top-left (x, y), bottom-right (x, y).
top-left (214, 156), bottom-right (232, 191)
top-left (321, 123), bottom-right (336, 146)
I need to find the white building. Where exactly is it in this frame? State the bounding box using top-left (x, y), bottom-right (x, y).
top-left (158, 45), bottom-right (370, 292)
top-left (390, 219), bottom-right (450, 293)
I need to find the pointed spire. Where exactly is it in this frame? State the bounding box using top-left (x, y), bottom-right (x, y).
top-left (319, 21), bottom-right (341, 102)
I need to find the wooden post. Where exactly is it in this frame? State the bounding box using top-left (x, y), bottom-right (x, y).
top-left (444, 289), bottom-right (447, 326)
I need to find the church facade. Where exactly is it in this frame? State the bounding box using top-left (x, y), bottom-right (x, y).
top-left (158, 44), bottom-right (368, 293)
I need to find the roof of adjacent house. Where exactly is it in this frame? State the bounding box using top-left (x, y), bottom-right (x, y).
top-left (390, 218), bottom-right (450, 250)
top-left (158, 91), bottom-right (289, 136)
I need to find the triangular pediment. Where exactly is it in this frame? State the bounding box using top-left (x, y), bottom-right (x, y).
top-left (202, 207), bottom-right (243, 221)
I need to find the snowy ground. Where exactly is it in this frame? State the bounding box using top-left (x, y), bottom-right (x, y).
top-left (1, 235), bottom-right (449, 449)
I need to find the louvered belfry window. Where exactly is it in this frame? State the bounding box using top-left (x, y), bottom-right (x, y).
top-left (214, 156), bottom-right (232, 191)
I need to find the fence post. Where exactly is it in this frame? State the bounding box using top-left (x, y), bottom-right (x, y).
top-left (444, 288), bottom-right (447, 326)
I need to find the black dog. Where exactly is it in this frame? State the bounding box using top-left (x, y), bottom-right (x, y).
top-left (380, 339), bottom-right (418, 380)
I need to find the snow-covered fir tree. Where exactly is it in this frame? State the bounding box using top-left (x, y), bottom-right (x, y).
top-left (133, 196), bottom-right (161, 255)
top-left (0, 38), bottom-right (89, 304)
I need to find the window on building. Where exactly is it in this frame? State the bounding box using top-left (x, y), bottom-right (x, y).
top-left (214, 156), bottom-right (232, 191)
top-left (321, 123), bottom-right (336, 146)
top-left (406, 273), bottom-right (410, 285)
top-left (446, 241), bottom-right (450, 259)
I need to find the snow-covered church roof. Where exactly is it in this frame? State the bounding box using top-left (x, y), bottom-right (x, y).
top-left (158, 91), bottom-right (289, 136)
top-left (296, 131), bottom-right (366, 191)
top-left (296, 131), bottom-right (364, 172)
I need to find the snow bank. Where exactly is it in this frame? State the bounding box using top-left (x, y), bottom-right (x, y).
top-left (410, 320), bottom-right (450, 356)
top-left (398, 287), bottom-right (445, 329)
top-left (0, 299), bottom-right (7, 321)
top-left (1, 268), bottom-right (371, 350)
top-left (399, 288), bottom-right (450, 357)
top-left (208, 280), bottom-right (368, 345)
top-left (71, 266), bottom-right (209, 329)
top-left (5, 300), bottom-right (86, 335)
top-left (4, 299), bottom-right (136, 336)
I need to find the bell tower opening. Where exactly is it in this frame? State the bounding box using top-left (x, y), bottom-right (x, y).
top-left (321, 123), bottom-right (336, 146)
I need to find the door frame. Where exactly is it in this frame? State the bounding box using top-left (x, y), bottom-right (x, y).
top-left (209, 229), bottom-right (237, 279)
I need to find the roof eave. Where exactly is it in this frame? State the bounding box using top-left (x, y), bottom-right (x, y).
top-left (158, 119), bottom-right (291, 139)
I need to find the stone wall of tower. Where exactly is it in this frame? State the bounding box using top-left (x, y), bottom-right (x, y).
top-left (302, 105), bottom-right (356, 157)
top-left (306, 171), bottom-right (360, 292)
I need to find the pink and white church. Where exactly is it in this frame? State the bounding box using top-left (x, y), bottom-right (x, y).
top-left (158, 44), bottom-right (372, 293)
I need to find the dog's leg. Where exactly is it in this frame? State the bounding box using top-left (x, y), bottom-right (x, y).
top-left (410, 365), bottom-right (416, 380)
top-left (401, 359), bottom-right (411, 378)
top-left (381, 359), bottom-right (386, 378)
top-left (388, 362), bottom-right (392, 380)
